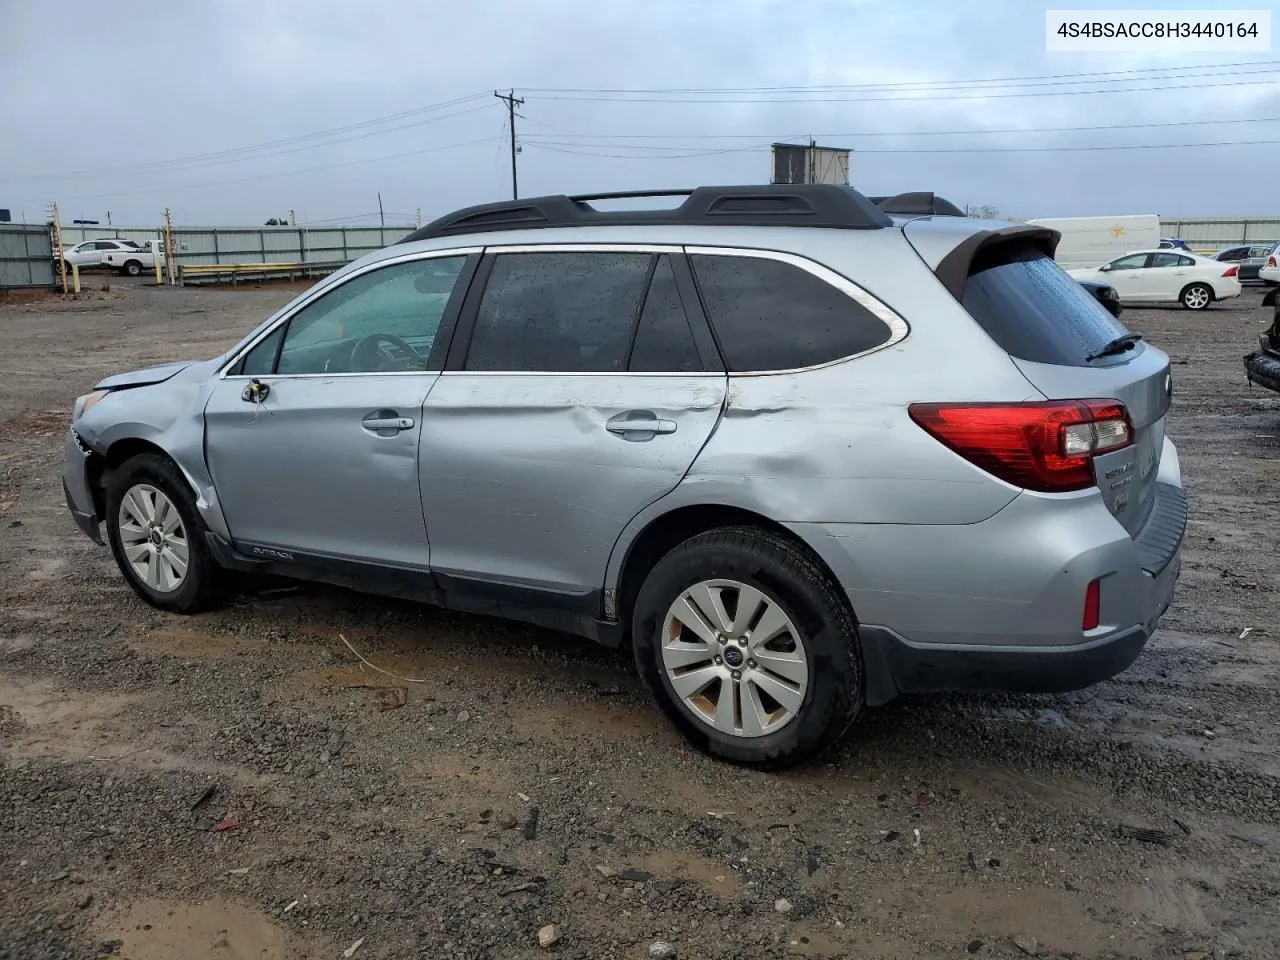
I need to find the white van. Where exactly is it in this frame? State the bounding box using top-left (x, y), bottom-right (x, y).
top-left (1025, 215), bottom-right (1161, 271)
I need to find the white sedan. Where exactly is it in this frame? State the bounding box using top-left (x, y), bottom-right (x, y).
top-left (1069, 249), bottom-right (1243, 310)
top-left (1259, 245), bottom-right (1280, 285)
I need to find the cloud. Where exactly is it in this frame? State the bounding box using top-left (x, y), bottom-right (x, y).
top-left (0, 0), bottom-right (1275, 224)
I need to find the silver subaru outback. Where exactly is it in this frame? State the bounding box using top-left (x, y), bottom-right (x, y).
top-left (62, 185), bottom-right (1186, 769)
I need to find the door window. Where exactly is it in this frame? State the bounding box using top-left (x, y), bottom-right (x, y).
top-left (628, 255), bottom-right (702, 373)
top-left (1107, 254), bottom-right (1150, 271)
top-left (689, 253), bottom-right (893, 372)
top-left (272, 256), bottom-right (465, 375)
top-left (464, 252), bottom-right (652, 372)
top-left (1150, 253), bottom-right (1184, 268)
top-left (92, 241), bottom-right (119, 251)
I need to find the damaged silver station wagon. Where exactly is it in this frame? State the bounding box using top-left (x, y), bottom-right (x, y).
top-left (62, 185), bottom-right (1187, 768)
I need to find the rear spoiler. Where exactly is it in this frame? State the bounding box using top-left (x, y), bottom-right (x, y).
top-left (870, 192), bottom-right (967, 217)
top-left (933, 225), bottom-right (1062, 300)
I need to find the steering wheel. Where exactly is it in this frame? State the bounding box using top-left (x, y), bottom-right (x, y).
top-left (349, 333), bottom-right (422, 371)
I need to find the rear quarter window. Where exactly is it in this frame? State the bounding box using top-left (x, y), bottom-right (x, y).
top-left (689, 253), bottom-right (893, 372)
top-left (961, 243), bottom-right (1129, 366)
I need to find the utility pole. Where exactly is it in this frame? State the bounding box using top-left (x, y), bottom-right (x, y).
top-left (163, 207), bottom-right (176, 285)
top-left (807, 136), bottom-right (816, 184)
top-left (415, 207), bottom-right (422, 228)
top-left (494, 89), bottom-right (524, 199)
top-left (377, 192), bottom-right (385, 227)
top-left (289, 209), bottom-right (296, 227)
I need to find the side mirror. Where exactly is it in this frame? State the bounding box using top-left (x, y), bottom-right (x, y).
top-left (1098, 263), bottom-right (1112, 272)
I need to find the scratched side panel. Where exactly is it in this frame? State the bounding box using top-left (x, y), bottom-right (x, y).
top-left (601, 231), bottom-right (1045, 599)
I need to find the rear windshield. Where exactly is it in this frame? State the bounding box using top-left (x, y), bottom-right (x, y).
top-left (961, 243), bottom-right (1128, 366)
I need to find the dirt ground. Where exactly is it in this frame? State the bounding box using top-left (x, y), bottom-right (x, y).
top-left (1, 278), bottom-right (1278, 960)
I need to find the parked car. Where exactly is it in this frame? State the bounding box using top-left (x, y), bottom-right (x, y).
top-left (1244, 287), bottom-right (1280, 393)
top-left (1210, 243), bottom-right (1277, 282)
top-left (1078, 279), bottom-right (1123, 317)
top-left (1069, 249), bottom-right (1243, 310)
top-left (58, 238), bottom-right (163, 276)
top-left (61, 185), bottom-right (1186, 769)
top-left (102, 241), bottom-right (165, 277)
top-left (1258, 245), bottom-right (1280, 286)
top-left (1158, 237), bottom-right (1193, 252)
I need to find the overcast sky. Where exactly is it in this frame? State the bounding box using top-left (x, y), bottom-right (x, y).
top-left (2, 0), bottom-right (1276, 226)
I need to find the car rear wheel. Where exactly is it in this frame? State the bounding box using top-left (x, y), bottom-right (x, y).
top-left (632, 526), bottom-right (863, 769)
top-left (104, 453), bottom-right (224, 613)
top-left (123, 260), bottom-right (142, 277)
top-left (1181, 283), bottom-right (1213, 310)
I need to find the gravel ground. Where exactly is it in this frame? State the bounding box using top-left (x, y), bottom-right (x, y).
top-left (1, 280), bottom-right (1278, 960)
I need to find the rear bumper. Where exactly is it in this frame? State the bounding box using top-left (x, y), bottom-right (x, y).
top-left (1244, 348), bottom-right (1280, 393)
top-left (862, 623), bottom-right (1149, 699)
top-left (860, 547), bottom-right (1180, 703)
top-left (789, 472), bottom-right (1187, 706)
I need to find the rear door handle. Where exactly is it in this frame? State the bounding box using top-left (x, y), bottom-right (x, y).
top-left (362, 415), bottom-right (415, 433)
top-left (606, 411), bottom-right (677, 440)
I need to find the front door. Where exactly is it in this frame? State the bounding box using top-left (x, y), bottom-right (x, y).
top-left (420, 249), bottom-right (727, 599)
top-left (1101, 253), bottom-right (1151, 301)
top-left (204, 253), bottom-right (471, 569)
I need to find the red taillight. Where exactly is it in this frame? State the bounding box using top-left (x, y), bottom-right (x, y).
top-left (1222, 266), bottom-right (1238, 277)
top-left (1083, 578), bottom-right (1101, 630)
top-left (907, 400), bottom-right (1134, 493)
top-left (1269, 256), bottom-right (1277, 267)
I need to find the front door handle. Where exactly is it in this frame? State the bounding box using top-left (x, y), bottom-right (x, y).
top-left (606, 411), bottom-right (677, 441)
top-left (362, 415), bottom-right (415, 433)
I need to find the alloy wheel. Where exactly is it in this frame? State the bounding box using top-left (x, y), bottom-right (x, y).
top-left (117, 483), bottom-right (190, 592)
top-left (660, 579), bottom-right (809, 737)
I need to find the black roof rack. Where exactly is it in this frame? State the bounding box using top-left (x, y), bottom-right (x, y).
top-left (399, 184), bottom-right (892, 243)
top-left (870, 192), bottom-right (966, 218)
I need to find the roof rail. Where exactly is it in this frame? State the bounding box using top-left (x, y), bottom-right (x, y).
top-left (870, 192), bottom-right (967, 217)
top-left (399, 184), bottom-right (892, 243)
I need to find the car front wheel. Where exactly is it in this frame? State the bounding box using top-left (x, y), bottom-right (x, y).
top-left (104, 453), bottom-right (224, 612)
top-left (1181, 283), bottom-right (1213, 310)
top-left (632, 526), bottom-right (863, 769)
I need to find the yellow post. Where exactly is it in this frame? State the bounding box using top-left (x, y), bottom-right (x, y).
top-left (71, 263), bottom-right (81, 294)
top-left (154, 244), bottom-right (163, 285)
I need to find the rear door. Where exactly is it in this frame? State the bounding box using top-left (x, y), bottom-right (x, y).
top-left (419, 246), bottom-right (726, 598)
top-left (957, 241), bottom-right (1172, 536)
top-left (1145, 251), bottom-right (1191, 301)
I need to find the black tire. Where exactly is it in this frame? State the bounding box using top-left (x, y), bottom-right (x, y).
top-left (62, 261), bottom-right (74, 276)
top-left (1180, 283), bottom-right (1213, 310)
top-left (104, 452), bottom-right (224, 613)
top-left (631, 526), bottom-right (863, 770)
top-left (123, 260), bottom-right (142, 277)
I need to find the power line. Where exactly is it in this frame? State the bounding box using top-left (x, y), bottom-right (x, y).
top-left (8, 92), bottom-right (493, 183)
top-left (524, 137), bottom-right (1280, 160)
top-left (65, 136), bottom-right (501, 202)
top-left (519, 114), bottom-right (1280, 142)
top-left (527, 75), bottom-right (1280, 104)
top-left (523, 60), bottom-right (1280, 94)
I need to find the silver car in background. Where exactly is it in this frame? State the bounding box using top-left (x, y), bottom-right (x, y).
top-left (62, 185), bottom-right (1186, 768)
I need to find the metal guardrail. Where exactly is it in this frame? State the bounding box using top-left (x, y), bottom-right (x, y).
top-left (177, 260), bottom-right (347, 286)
